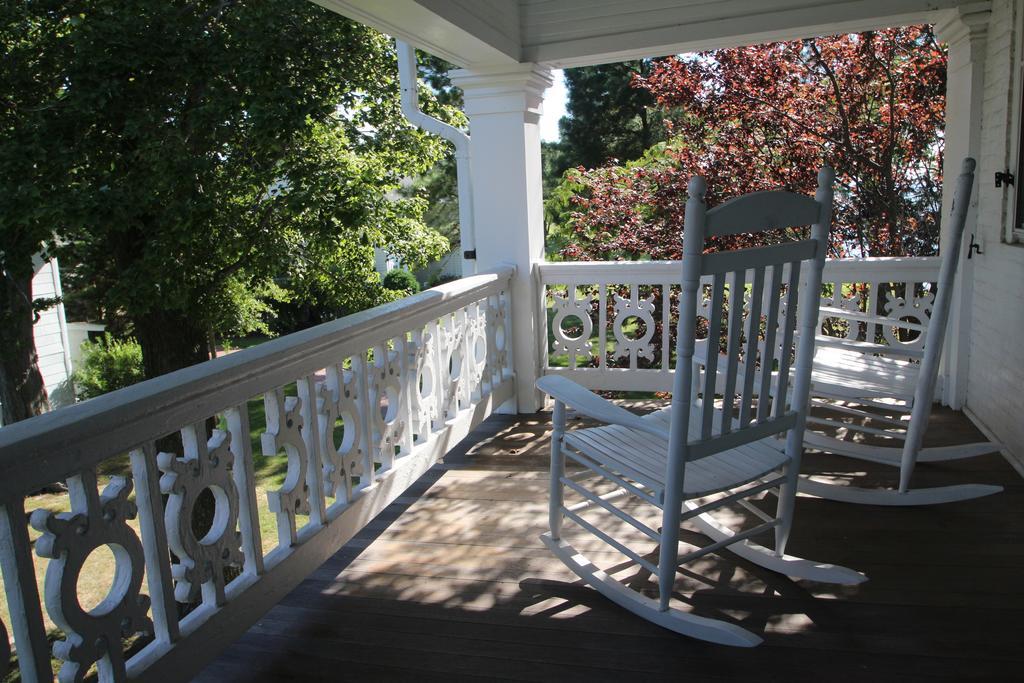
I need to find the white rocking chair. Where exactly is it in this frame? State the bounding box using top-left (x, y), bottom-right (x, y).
top-left (799, 158), bottom-right (1003, 506)
top-left (536, 168), bottom-right (865, 647)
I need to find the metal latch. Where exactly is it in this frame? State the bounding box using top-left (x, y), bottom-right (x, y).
top-left (968, 233), bottom-right (982, 259)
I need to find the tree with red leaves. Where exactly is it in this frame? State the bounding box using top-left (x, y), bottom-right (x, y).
top-left (549, 25), bottom-right (947, 260)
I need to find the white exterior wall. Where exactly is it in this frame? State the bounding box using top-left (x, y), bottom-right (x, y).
top-left (30, 257), bottom-right (74, 409)
top-left (416, 249), bottom-right (462, 285)
top-left (67, 322), bottom-right (107, 366)
top-left (967, 0), bottom-right (1024, 459)
top-left (372, 247), bottom-right (397, 276)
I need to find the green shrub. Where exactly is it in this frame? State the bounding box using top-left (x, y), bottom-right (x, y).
top-left (382, 268), bottom-right (421, 294)
top-left (73, 334), bottom-right (145, 399)
top-left (428, 272), bottom-right (460, 288)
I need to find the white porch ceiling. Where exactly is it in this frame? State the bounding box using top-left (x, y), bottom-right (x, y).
top-left (316, 0), bottom-right (978, 67)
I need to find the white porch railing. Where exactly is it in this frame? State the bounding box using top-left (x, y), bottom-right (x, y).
top-left (537, 257), bottom-right (941, 392)
top-left (0, 255), bottom-right (946, 681)
top-left (0, 267), bottom-right (513, 682)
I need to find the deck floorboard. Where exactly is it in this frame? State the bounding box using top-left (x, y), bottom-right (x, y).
top-left (194, 404), bottom-right (1024, 682)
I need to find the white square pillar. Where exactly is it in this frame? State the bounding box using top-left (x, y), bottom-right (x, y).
top-left (451, 64), bottom-right (553, 413)
top-left (935, 6), bottom-right (989, 409)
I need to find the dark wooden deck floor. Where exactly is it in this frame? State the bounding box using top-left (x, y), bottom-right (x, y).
top-left (195, 405), bottom-right (1024, 682)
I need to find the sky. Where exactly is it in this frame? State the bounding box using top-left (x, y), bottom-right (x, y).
top-left (539, 69), bottom-right (568, 142)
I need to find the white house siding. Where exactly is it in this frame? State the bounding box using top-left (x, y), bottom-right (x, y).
top-left (967, 0), bottom-right (1024, 460)
top-left (66, 322), bottom-right (107, 366)
top-left (30, 257), bottom-right (74, 409)
top-left (416, 248), bottom-right (462, 285)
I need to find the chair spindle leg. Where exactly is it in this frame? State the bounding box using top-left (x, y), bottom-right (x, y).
top-left (550, 400), bottom-right (567, 540)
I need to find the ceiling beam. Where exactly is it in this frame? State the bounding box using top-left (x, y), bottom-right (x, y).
top-left (314, 0), bottom-right (518, 67)
top-left (318, 0), bottom-right (984, 71)
top-left (522, 0), bottom-right (970, 67)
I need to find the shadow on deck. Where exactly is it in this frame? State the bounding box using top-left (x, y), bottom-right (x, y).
top-left (195, 404), bottom-right (1024, 682)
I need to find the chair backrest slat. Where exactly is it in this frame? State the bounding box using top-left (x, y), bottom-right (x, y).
top-left (738, 265), bottom-right (766, 426)
top-left (700, 239), bottom-right (818, 274)
top-left (757, 263), bottom-right (784, 422)
top-left (706, 190), bottom-right (822, 237)
top-left (667, 169), bottom-right (833, 483)
top-left (772, 260), bottom-right (802, 419)
top-left (701, 275), bottom-right (726, 440)
top-left (719, 267), bottom-right (746, 435)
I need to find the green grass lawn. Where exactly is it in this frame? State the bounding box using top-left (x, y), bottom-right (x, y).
top-left (220, 334), bottom-right (272, 353)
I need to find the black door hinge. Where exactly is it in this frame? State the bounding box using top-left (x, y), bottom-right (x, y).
top-left (463, 249), bottom-right (477, 260)
top-left (995, 171), bottom-right (1015, 188)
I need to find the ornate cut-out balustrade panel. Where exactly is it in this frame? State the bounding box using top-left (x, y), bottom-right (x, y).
top-left (538, 258), bottom-right (940, 392)
top-left (158, 425), bottom-right (244, 607)
top-left (0, 268), bottom-right (514, 682)
top-left (319, 359), bottom-right (368, 504)
top-left (818, 260), bottom-right (940, 354)
top-left (0, 257), bottom-right (939, 681)
top-left (30, 470), bottom-right (152, 682)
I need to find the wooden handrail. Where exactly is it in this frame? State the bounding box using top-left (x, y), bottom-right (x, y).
top-left (0, 267), bottom-right (513, 507)
top-left (0, 266), bottom-right (516, 682)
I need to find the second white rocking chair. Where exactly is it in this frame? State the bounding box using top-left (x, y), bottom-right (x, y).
top-left (799, 158), bottom-right (1003, 506)
top-left (537, 168), bottom-right (865, 647)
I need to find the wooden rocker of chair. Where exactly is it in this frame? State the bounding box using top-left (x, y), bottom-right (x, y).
top-left (797, 158), bottom-right (1003, 506)
top-left (537, 169), bottom-right (865, 647)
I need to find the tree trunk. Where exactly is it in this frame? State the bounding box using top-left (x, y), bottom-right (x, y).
top-left (133, 308), bottom-right (214, 460)
top-left (0, 263), bottom-right (50, 425)
top-left (134, 308), bottom-right (224, 605)
top-left (133, 309), bottom-right (212, 381)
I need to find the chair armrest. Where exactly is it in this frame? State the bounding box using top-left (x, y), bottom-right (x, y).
top-left (818, 306), bottom-right (927, 332)
top-left (536, 375), bottom-right (669, 440)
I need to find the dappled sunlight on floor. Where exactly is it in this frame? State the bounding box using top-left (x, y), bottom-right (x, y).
top-left (196, 405), bottom-right (1024, 681)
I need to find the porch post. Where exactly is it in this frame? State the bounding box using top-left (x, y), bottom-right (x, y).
top-left (935, 6), bottom-right (990, 409)
top-left (450, 64), bottom-right (553, 413)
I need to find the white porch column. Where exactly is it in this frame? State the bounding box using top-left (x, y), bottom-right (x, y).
top-left (935, 5), bottom-right (990, 409)
top-left (450, 64), bottom-right (553, 413)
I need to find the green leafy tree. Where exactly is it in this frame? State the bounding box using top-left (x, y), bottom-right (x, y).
top-left (550, 27), bottom-right (947, 261)
top-left (2, 0), bottom-right (451, 395)
top-left (546, 28), bottom-right (945, 371)
top-left (0, 3), bottom-right (69, 423)
top-left (553, 61), bottom-right (668, 175)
